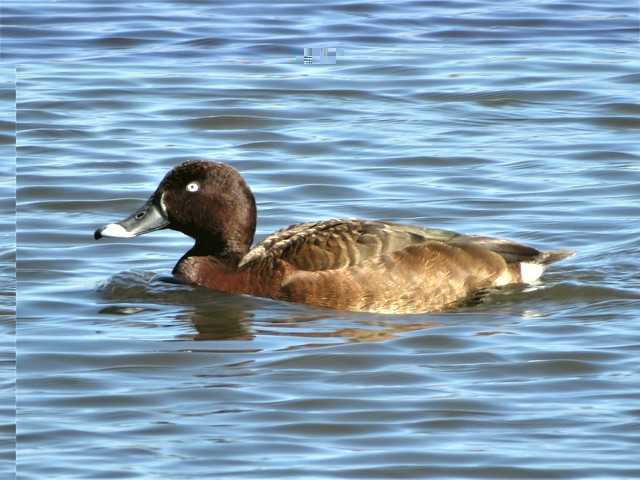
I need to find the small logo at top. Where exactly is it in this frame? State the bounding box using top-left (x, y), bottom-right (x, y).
top-left (295, 48), bottom-right (344, 65)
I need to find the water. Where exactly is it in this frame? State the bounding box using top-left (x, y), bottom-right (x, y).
top-left (6, 1), bottom-right (640, 478)
top-left (0, 70), bottom-right (17, 474)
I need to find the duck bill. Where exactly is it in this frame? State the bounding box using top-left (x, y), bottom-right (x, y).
top-left (94, 194), bottom-right (169, 240)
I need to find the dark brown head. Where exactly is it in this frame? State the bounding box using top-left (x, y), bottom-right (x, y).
top-left (95, 160), bottom-right (257, 263)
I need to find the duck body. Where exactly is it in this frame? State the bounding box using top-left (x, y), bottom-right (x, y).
top-left (95, 160), bottom-right (575, 314)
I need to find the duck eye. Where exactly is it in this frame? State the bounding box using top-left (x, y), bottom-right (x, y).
top-left (186, 182), bottom-right (200, 192)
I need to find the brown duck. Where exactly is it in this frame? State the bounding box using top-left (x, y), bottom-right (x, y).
top-left (95, 160), bottom-right (575, 314)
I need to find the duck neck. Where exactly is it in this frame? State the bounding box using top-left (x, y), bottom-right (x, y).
top-left (172, 189), bottom-right (257, 273)
top-left (186, 237), bottom-right (249, 269)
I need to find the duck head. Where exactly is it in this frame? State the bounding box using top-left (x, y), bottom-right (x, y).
top-left (95, 160), bottom-right (257, 262)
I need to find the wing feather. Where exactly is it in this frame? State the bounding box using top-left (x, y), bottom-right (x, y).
top-left (239, 218), bottom-right (552, 271)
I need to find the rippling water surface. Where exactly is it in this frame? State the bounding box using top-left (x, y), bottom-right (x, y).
top-left (7, 1), bottom-right (640, 479)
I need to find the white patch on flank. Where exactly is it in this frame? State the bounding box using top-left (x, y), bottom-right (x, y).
top-left (494, 270), bottom-right (512, 286)
top-left (520, 262), bottom-right (545, 283)
top-left (98, 223), bottom-right (135, 238)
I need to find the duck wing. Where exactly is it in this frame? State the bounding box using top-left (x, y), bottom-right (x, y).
top-left (241, 218), bottom-right (575, 270)
top-left (240, 219), bottom-right (433, 270)
top-left (239, 218), bottom-right (546, 271)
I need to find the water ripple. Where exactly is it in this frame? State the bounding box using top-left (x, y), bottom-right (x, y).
top-left (11, 1), bottom-right (640, 479)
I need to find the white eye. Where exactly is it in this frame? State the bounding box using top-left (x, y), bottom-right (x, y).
top-left (186, 182), bottom-right (200, 192)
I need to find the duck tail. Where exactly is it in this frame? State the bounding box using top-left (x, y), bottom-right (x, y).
top-left (535, 249), bottom-right (577, 266)
top-left (519, 249), bottom-right (576, 283)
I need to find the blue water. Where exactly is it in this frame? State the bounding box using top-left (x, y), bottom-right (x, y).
top-left (6, 1), bottom-right (640, 479)
top-left (0, 69), bottom-right (16, 475)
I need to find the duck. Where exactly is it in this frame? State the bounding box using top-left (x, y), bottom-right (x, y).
top-left (94, 160), bottom-right (575, 314)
